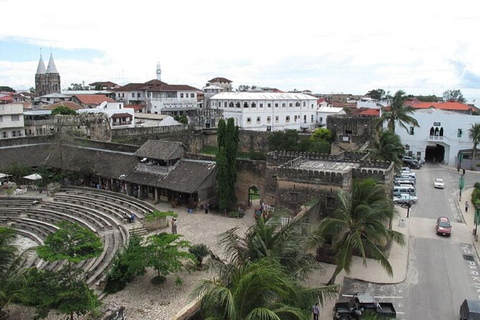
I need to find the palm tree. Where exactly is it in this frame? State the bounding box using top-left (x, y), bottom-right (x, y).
top-left (377, 90), bottom-right (419, 133)
top-left (218, 215), bottom-right (321, 280)
top-left (194, 258), bottom-right (328, 320)
top-left (314, 179), bottom-right (405, 285)
top-left (369, 129), bottom-right (405, 171)
top-left (469, 123), bottom-right (480, 170)
top-left (0, 227), bottom-right (29, 316)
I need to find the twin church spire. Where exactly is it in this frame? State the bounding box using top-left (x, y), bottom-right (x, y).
top-left (35, 52), bottom-right (61, 96)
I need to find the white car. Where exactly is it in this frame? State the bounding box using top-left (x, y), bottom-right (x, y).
top-left (393, 194), bottom-right (418, 205)
top-left (434, 178), bottom-right (445, 189)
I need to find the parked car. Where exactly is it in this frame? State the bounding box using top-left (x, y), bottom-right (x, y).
top-left (403, 159), bottom-right (421, 169)
top-left (460, 299), bottom-right (480, 320)
top-left (394, 178), bottom-right (415, 186)
top-left (393, 194), bottom-right (418, 205)
top-left (434, 178), bottom-right (445, 189)
top-left (333, 293), bottom-right (396, 320)
top-left (435, 216), bottom-right (452, 236)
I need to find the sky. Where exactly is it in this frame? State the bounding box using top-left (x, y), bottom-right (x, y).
top-left (1, 0), bottom-right (480, 106)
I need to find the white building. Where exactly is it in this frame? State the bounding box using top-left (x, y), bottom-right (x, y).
top-left (316, 100), bottom-right (346, 127)
top-left (77, 101), bottom-right (135, 129)
top-left (209, 92), bottom-right (317, 131)
top-left (395, 108), bottom-right (480, 165)
top-left (146, 83), bottom-right (200, 115)
top-left (0, 104), bottom-right (25, 139)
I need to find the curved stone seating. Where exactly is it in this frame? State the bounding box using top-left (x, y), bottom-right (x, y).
top-left (10, 217), bottom-right (59, 239)
top-left (25, 209), bottom-right (97, 234)
top-left (41, 201), bottom-right (118, 229)
top-left (0, 197), bottom-right (42, 208)
top-left (54, 194), bottom-right (129, 223)
top-left (86, 232), bottom-right (118, 287)
top-left (63, 187), bottom-right (155, 218)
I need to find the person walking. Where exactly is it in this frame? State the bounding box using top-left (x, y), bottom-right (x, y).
top-left (172, 218), bottom-right (178, 234)
top-left (312, 302), bottom-right (320, 320)
top-left (466, 201), bottom-right (470, 213)
top-left (205, 202), bottom-right (209, 214)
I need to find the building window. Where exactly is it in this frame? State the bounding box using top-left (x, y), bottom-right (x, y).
top-left (2, 132), bottom-right (7, 138)
top-left (247, 117), bottom-right (252, 124)
top-left (12, 131), bottom-right (16, 137)
top-left (131, 93), bottom-right (135, 98)
top-left (236, 102), bottom-right (241, 108)
top-left (275, 103), bottom-right (279, 108)
top-left (286, 116), bottom-right (290, 123)
top-left (180, 93), bottom-right (184, 98)
top-left (11, 115), bottom-right (19, 121)
top-left (290, 193), bottom-right (299, 202)
top-left (244, 102), bottom-right (249, 108)
top-left (0, 116), bottom-right (2, 122)
top-left (282, 103), bottom-right (286, 107)
top-left (303, 102), bottom-right (306, 106)
top-left (304, 115), bottom-right (307, 123)
top-left (458, 129), bottom-right (463, 137)
top-left (251, 102), bottom-right (256, 108)
top-left (295, 102), bottom-right (300, 107)
top-left (267, 116), bottom-right (271, 123)
top-left (259, 103), bottom-right (263, 108)
top-left (409, 127), bottom-right (414, 135)
top-left (268, 103), bottom-right (271, 108)
top-left (190, 93), bottom-right (194, 98)
top-left (289, 103), bottom-right (293, 107)
top-left (275, 116), bottom-right (279, 123)
top-left (311, 115), bottom-right (314, 122)
top-left (256, 116), bottom-right (261, 124)
top-left (229, 102), bottom-right (234, 108)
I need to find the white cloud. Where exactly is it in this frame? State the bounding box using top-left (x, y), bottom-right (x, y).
top-left (1, 0), bottom-right (480, 102)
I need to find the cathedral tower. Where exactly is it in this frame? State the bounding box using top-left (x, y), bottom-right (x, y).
top-left (35, 53), bottom-right (61, 96)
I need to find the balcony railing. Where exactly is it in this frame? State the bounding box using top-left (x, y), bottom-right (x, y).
top-left (428, 135), bottom-right (444, 141)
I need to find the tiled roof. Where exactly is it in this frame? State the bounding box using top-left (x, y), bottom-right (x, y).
top-left (410, 101), bottom-right (472, 111)
top-left (134, 140), bottom-right (185, 161)
top-left (124, 160), bottom-right (216, 193)
top-left (114, 83), bottom-right (145, 91)
top-left (89, 81), bottom-right (118, 86)
top-left (44, 101), bottom-right (83, 110)
top-left (208, 77), bottom-right (232, 83)
top-left (359, 108), bottom-right (380, 116)
top-left (74, 94), bottom-right (115, 105)
top-left (125, 104), bottom-right (144, 111)
top-left (147, 83), bottom-right (201, 92)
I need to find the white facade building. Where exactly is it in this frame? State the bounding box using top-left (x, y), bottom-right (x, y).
top-left (209, 92), bottom-right (317, 131)
top-left (0, 104), bottom-right (25, 139)
top-left (78, 101), bottom-right (135, 129)
top-left (146, 84), bottom-right (200, 115)
top-left (316, 101), bottom-right (345, 127)
top-left (395, 108), bottom-right (480, 165)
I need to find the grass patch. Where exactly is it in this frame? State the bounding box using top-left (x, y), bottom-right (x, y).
top-left (198, 146), bottom-right (218, 155)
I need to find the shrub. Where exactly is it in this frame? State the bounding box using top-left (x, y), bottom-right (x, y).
top-left (188, 244), bottom-right (209, 269)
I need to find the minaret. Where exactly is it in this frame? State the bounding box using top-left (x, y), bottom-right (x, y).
top-left (156, 62), bottom-right (162, 81)
top-left (35, 54), bottom-right (47, 96)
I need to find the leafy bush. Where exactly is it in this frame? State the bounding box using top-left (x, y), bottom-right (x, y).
top-left (188, 244), bottom-right (209, 269)
top-left (145, 210), bottom-right (177, 223)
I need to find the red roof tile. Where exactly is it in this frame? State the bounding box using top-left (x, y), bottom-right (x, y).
top-left (74, 94), bottom-right (115, 105)
top-left (359, 109), bottom-right (380, 116)
top-left (125, 104), bottom-right (144, 111)
top-left (43, 101), bottom-right (83, 110)
top-left (410, 101), bottom-right (472, 111)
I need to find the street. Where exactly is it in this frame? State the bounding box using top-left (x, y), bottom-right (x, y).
top-left (341, 163), bottom-right (480, 320)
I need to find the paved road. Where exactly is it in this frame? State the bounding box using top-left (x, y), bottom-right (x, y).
top-left (340, 163), bottom-right (480, 320)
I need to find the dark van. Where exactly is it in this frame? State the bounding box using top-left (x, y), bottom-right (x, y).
top-left (460, 299), bottom-right (480, 320)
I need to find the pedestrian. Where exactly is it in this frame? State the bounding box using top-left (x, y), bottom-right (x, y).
top-left (312, 302), bottom-right (320, 320)
top-left (463, 168), bottom-right (466, 175)
top-left (205, 202), bottom-right (209, 214)
top-left (131, 212), bottom-right (136, 223)
top-left (466, 201), bottom-right (469, 213)
top-left (172, 218), bottom-right (178, 234)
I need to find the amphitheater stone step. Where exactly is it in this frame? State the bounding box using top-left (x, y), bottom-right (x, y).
top-left (129, 226), bottom-right (148, 237)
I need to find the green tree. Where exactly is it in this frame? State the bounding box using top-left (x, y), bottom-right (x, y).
top-left (0, 86), bottom-right (15, 92)
top-left (104, 234), bottom-right (147, 293)
top-left (369, 130), bottom-right (405, 170)
top-left (4, 162), bottom-right (30, 184)
top-left (146, 233), bottom-right (194, 283)
top-left (0, 227), bottom-right (28, 317)
top-left (377, 90), bottom-right (419, 133)
top-left (68, 83), bottom-right (84, 90)
top-left (308, 128), bottom-right (332, 154)
top-left (25, 268), bottom-right (100, 320)
top-left (365, 89), bottom-right (386, 100)
top-left (188, 243), bottom-right (210, 269)
top-left (415, 95), bottom-right (439, 102)
top-left (268, 129), bottom-right (301, 151)
top-left (313, 179), bottom-right (405, 284)
top-left (174, 115), bottom-right (188, 125)
top-left (35, 221), bottom-right (102, 319)
top-left (218, 216), bottom-right (325, 280)
top-left (469, 123), bottom-right (480, 170)
top-left (216, 147), bottom-right (232, 212)
top-left (217, 118), bottom-right (226, 151)
top-left (443, 89), bottom-right (466, 103)
top-left (51, 106), bottom-right (77, 116)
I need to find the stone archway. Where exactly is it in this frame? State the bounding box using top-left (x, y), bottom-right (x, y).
top-left (248, 186), bottom-right (261, 208)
